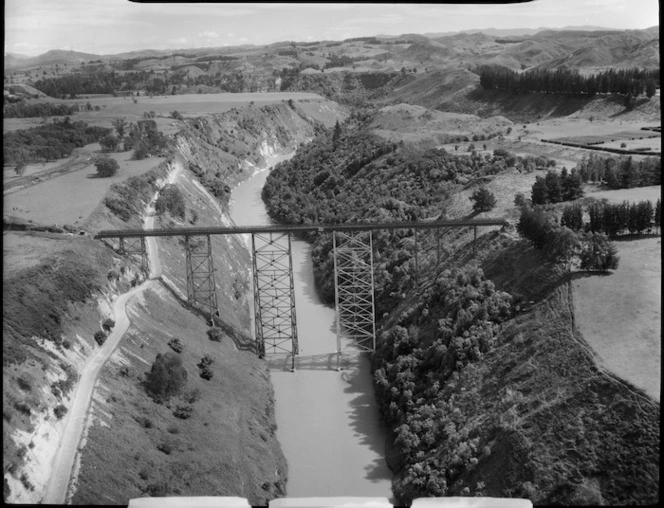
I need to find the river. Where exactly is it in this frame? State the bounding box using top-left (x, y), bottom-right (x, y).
top-left (230, 159), bottom-right (393, 498)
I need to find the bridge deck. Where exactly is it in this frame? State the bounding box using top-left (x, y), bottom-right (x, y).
top-left (94, 218), bottom-right (509, 239)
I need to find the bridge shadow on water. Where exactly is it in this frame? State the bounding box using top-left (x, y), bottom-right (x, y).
top-left (265, 351), bottom-right (362, 371)
top-left (340, 355), bottom-right (394, 486)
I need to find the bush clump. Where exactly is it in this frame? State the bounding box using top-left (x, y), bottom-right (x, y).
top-left (167, 338), bottom-right (184, 353)
top-left (102, 318), bottom-right (115, 332)
top-left (53, 404), bottom-right (68, 420)
top-left (206, 327), bottom-right (223, 342)
top-left (173, 403), bottom-right (193, 420)
top-left (155, 184), bottom-right (186, 220)
top-left (144, 352), bottom-right (188, 402)
top-left (95, 157), bottom-right (119, 177)
top-left (94, 330), bottom-right (107, 346)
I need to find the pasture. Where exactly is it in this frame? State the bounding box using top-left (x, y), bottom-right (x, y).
top-left (572, 236), bottom-right (661, 401)
top-left (3, 92), bottom-right (325, 133)
top-left (4, 150), bottom-right (165, 226)
top-left (584, 185), bottom-right (661, 204)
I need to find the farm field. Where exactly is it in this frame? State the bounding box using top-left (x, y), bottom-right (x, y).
top-left (3, 92), bottom-right (325, 133)
top-left (572, 236), bottom-right (661, 401)
top-left (584, 184), bottom-right (661, 204)
top-left (4, 150), bottom-right (165, 226)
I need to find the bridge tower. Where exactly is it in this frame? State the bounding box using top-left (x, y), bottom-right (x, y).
top-left (333, 230), bottom-right (376, 369)
top-left (251, 232), bottom-right (298, 370)
top-left (118, 237), bottom-right (148, 274)
top-left (184, 235), bottom-right (218, 324)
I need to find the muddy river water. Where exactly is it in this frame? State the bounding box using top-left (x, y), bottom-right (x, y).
top-left (230, 161), bottom-right (393, 497)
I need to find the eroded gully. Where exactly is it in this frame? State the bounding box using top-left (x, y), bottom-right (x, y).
top-left (230, 158), bottom-right (393, 497)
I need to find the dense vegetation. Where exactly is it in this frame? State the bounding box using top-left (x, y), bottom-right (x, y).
top-left (262, 113), bottom-right (659, 504)
top-left (530, 168), bottom-right (583, 204)
top-left (478, 65), bottom-right (659, 97)
top-left (3, 101), bottom-right (78, 118)
top-left (583, 199), bottom-right (659, 236)
top-left (263, 113), bottom-right (552, 309)
top-left (3, 117), bottom-right (111, 165)
top-left (574, 153), bottom-right (661, 189)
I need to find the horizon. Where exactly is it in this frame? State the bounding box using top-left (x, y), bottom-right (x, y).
top-left (4, 1), bottom-right (660, 58)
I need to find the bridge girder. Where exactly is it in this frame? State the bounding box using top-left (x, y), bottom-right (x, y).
top-left (184, 235), bottom-right (218, 324)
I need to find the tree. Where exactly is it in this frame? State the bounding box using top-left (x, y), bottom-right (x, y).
top-left (332, 120), bottom-right (341, 147)
top-left (645, 78), bottom-right (657, 99)
top-left (145, 352), bottom-right (188, 401)
top-left (155, 184), bottom-right (186, 220)
top-left (560, 204), bottom-right (583, 231)
top-left (546, 226), bottom-right (581, 269)
top-left (111, 117), bottom-right (128, 139)
top-left (580, 233), bottom-right (619, 271)
top-left (531, 177), bottom-right (549, 205)
top-left (14, 161), bottom-right (26, 177)
top-left (99, 134), bottom-right (119, 153)
top-left (95, 157), bottom-right (119, 177)
top-left (469, 187), bottom-right (497, 213)
top-left (655, 199), bottom-right (661, 232)
top-left (544, 170), bottom-right (563, 203)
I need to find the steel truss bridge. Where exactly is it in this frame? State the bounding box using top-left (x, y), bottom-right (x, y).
top-left (95, 219), bottom-right (508, 370)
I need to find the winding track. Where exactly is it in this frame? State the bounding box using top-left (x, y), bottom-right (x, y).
top-left (42, 167), bottom-right (177, 504)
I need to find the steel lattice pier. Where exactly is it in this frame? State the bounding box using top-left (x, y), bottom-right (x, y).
top-left (252, 232), bottom-right (298, 370)
top-left (119, 236), bottom-right (148, 274)
top-left (184, 235), bottom-right (218, 324)
top-left (333, 231), bottom-right (376, 366)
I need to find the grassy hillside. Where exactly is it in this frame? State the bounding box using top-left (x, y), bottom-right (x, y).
top-left (3, 98), bottom-right (348, 503)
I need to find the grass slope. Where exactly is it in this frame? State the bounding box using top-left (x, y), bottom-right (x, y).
top-left (70, 285), bottom-right (286, 505)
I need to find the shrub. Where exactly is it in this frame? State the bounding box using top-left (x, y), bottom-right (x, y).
top-left (144, 352), bottom-right (188, 401)
top-left (16, 377), bottom-right (32, 392)
top-left (156, 442), bottom-right (172, 455)
top-left (199, 366), bottom-right (213, 381)
top-left (182, 388), bottom-right (201, 403)
top-left (199, 355), bottom-right (214, 368)
top-left (94, 157), bottom-right (119, 177)
top-left (155, 184), bottom-right (185, 220)
top-left (100, 134), bottom-right (119, 152)
top-left (94, 330), bottom-right (107, 346)
top-left (53, 404), bottom-right (67, 420)
top-left (135, 416), bottom-right (153, 428)
top-left (167, 338), bottom-right (184, 353)
top-left (580, 232), bottom-right (620, 271)
top-left (102, 318), bottom-right (115, 332)
top-left (513, 192), bottom-right (528, 208)
top-left (173, 404), bottom-right (193, 419)
top-left (170, 110), bottom-right (183, 120)
top-left (469, 186), bottom-right (497, 213)
top-left (206, 327), bottom-right (223, 342)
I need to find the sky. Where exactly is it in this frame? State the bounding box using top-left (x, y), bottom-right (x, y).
top-left (4, 0), bottom-right (660, 57)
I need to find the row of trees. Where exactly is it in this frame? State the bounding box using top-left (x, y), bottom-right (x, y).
top-left (531, 168), bottom-right (583, 204)
top-left (3, 101), bottom-right (78, 118)
top-left (478, 65), bottom-right (659, 97)
top-left (99, 118), bottom-right (168, 160)
top-left (518, 205), bottom-right (619, 271)
top-left (585, 199), bottom-right (660, 236)
top-left (575, 154), bottom-right (661, 189)
top-left (3, 117), bottom-right (111, 166)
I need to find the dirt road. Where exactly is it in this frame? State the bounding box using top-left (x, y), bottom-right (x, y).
top-left (41, 166), bottom-right (178, 503)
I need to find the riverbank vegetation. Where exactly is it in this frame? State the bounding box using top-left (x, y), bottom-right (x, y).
top-left (262, 111), bottom-right (660, 505)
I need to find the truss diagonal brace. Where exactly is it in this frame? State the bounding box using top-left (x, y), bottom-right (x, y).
top-left (333, 230), bottom-right (376, 369)
top-left (252, 232), bottom-right (298, 370)
top-left (184, 235), bottom-right (218, 324)
top-left (119, 236), bottom-right (148, 274)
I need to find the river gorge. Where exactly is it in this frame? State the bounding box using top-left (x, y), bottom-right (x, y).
top-left (230, 158), bottom-right (393, 498)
